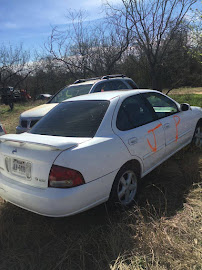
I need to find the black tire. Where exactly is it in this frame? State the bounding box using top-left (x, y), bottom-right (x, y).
top-left (192, 121), bottom-right (202, 148)
top-left (108, 164), bottom-right (138, 208)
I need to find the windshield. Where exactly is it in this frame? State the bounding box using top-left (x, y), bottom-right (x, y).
top-left (30, 100), bottom-right (110, 137)
top-left (50, 84), bottom-right (93, 103)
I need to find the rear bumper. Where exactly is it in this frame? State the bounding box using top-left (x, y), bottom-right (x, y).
top-left (0, 170), bottom-right (117, 217)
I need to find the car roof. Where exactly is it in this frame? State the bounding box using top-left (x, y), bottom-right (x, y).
top-left (70, 80), bottom-right (99, 86)
top-left (62, 89), bottom-right (158, 102)
top-left (70, 75), bottom-right (134, 87)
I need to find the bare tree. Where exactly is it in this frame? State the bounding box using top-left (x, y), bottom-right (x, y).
top-left (46, 10), bottom-right (131, 78)
top-left (24, 56), bottom-right (72, 99)
top-left (105, 0), bottom-right (197, 90)
top-left (0, 44), bottom-right (33, 89)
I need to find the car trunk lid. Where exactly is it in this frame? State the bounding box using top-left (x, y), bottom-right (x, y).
top-left (0, 133), bottom-right (91, 188)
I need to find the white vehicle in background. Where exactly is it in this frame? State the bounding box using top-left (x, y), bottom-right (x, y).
top-left (0, 90), bottom-right (201, 217)
top-left (16, 75), bottom-right (138, 133)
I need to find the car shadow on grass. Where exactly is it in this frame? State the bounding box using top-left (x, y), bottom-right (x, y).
top-left (0, 147), bottom-right (201, 270)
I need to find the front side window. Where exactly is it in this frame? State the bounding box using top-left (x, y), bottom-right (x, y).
top-left (50, 84), bottom-right (93, 103)
top-left (31, 100), bottom-right (109, 137)
top-left (93, 80), bottom-right (127, 93)
top-left (142, 92), bottom-right (178, 119)
top-left (117, 94), bottom-right (155, 131)
top-left (93, 82), bottom-right (111, 93)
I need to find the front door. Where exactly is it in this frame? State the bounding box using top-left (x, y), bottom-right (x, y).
top-left (141, 92), bottom-right (193, 157)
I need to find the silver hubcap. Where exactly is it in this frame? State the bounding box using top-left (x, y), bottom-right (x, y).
top-left (194, 126), bottom-right (202, 148)
top-left (117, 170), bottom-right (137, 206)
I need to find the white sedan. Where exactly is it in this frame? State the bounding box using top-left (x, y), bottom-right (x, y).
top-left (0, 90), bottom-right (201, 217)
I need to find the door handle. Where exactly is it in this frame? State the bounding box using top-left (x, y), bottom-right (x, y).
top-left (128, 137), bottom-right (138, 145)
top-left (164, 123), bottom-right (170, 129)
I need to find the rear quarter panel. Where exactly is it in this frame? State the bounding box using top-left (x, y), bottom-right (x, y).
top-left (54, 135), bottom-right (134, 183)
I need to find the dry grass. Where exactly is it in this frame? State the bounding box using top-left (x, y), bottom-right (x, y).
top-left (0, 101), bottom-right (45, 134)
top-left (110, 153), bottom-right (202, 270)
top-left (0, 148), bottom-right (201, 270)
top-left (162, 87), bottom-right (202, 95)
top-left (0, 93), bottom-right (201, 270)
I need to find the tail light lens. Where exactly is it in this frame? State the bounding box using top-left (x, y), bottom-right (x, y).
top-left (48, 165), bottom-right (85, 188)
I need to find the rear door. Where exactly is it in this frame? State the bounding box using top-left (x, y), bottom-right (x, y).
top-left (112, 93), bottom-right (166, 174)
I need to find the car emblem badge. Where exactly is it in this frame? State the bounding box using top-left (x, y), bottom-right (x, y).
top-left (12, 149), bottom-right (17, 154)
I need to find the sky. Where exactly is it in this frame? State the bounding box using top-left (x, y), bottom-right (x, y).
top-left (0, 0), bottom-right (201, 55)
top-left (0, 0), bottom-right (115, 53)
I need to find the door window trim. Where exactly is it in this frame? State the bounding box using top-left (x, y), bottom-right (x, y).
top-left (116, 94), bottom-right (158, 131)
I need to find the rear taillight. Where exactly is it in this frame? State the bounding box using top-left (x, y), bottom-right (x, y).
top-left (48, 165), bottom-right (85, 188)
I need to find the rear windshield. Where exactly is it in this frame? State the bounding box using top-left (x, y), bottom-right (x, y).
top-left (30, 100), bottom-right (110, 137)
top-left (50, 84), bottom-right (93, 103)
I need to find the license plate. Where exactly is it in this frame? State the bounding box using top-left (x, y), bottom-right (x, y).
top-left (12, 158), bottom-right (32, 179)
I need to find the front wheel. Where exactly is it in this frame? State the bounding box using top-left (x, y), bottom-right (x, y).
top-left (192, 122), bottom-right (202, 148)
top-left (108, 164), bottom-right (138, 208)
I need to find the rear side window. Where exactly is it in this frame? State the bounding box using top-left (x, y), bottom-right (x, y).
top-left (31, 101), bottom-right (109, 137)
top-left (117, 95), bottom-right (155, 131)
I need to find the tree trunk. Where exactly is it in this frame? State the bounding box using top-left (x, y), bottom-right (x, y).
top-left (150, 67), bottom-right (162, 92)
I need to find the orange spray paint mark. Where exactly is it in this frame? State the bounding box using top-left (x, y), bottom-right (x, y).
top-left (173, 115), bottom-right (181, 142)
top-left (147, 123), bottom-right (162, 152)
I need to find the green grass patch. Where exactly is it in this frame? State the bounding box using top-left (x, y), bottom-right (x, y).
top-left (169, 94), bottom-right (202, 107)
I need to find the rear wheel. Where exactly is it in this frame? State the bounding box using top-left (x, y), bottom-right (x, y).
top-left (193, 122), bottom-right (202, 148)
top-left (108, 164), bottom-right (138, 208)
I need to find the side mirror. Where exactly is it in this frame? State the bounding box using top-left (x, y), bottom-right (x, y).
top-left (180, 103), bottom-right (190, 111)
